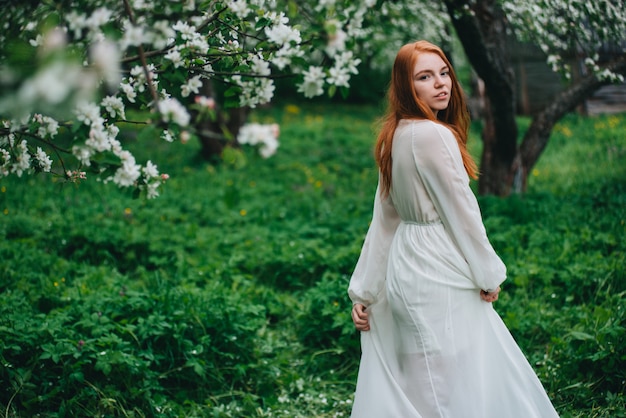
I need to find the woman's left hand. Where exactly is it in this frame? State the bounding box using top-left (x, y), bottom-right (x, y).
top-left (351, 303), bottom-right (370, 331)
top-left (480, 286), bottom-right (501, 303)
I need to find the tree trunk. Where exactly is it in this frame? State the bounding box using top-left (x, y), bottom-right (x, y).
top-left (196, 80), bottom-right (249, 162)
top-left (443, 0), bottom-right (519, 196)
top-left (515, 54), bottom-right (626, 191)
top-left (444, 0), bottom-right (625, 195)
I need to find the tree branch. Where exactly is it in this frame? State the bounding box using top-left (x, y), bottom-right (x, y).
top-left (520, 54), bottom-right (626, 173)
top-left (123, 0), bottom-right (160, 107)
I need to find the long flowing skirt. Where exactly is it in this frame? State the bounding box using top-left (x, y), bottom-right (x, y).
top-left (351, 222), bottom-right (559, 418)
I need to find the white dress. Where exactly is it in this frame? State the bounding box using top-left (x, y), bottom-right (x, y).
top-left (348, 119), bottom-right (559, 418)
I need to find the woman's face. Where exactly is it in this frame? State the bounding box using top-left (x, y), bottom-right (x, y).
top-left (412, 52), bottom-right (452, 115)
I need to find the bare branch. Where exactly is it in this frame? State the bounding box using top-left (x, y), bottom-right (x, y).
top-left (123, 0), bottom-right (160, 107)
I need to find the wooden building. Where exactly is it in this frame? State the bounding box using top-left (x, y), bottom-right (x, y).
top-left (510, 40), bottom-right (626, 116)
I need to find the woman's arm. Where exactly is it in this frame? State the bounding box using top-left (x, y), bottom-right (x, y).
top-left (411, 122), bottom-right (506, 292)
top-left (347, 178), bottom-right (401, 308)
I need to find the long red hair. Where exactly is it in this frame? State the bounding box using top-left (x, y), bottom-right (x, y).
top-left (375, 40), bottom-right (477, 195)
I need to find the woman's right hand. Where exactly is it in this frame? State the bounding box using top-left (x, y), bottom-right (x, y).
top-left (352, 303), bottom-right (370, 331)
top-left (480, 286), bottom-right (501, 303)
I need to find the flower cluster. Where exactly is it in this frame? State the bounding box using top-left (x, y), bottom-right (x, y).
top-left (237, 123), bottom-right (280, 158)
top-left (71, 99), bottom-right (170, 191)
top-left (0, 121), bottom-right (48, 177)
top-left (503, 0), bottom-right (626, 81)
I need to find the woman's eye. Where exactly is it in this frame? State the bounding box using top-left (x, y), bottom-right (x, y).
top-left (441, 71), bottom-right (449, 77)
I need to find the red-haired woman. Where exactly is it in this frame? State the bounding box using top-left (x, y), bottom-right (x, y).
top-left (348, 41), bottom-right (559, 417)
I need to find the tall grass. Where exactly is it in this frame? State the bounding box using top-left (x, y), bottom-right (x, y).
top-left (0, 104), bottom-right (624, 417)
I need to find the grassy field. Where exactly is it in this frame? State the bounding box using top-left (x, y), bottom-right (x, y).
top-left (1, 104), bottom-right (624, 417)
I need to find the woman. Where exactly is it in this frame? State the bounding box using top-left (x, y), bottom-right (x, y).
top-left (348, 41), bottom-right (559, 417)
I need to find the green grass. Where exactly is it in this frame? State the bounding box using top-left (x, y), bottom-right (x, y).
top-left (1, 104), bottom-right (625, 417)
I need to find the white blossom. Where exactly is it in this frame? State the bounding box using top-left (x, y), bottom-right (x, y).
top-left (143, 160), bottom-right (159, 178)
top-left (72, 145), bottom-right (94, 166)
top-left (12, 140), bottom-right (31, 176)
top-left (120, 81), bottom-right (137, 103)
top-left (109, 138), bottom-right (123, 155)
top-left (112, 151), bottom-right (141, 187)
top-left (227, 0), bottom-right (251, 19)
top-left (158, 97), bottom-right (190, 126)
top-left (297, 66), bottom-right (325, 98)
top-left (162, 129), bottom-right (174, 142)
top-left (325, 20), bottom-right (347, 57)
top-left (185, 34), bottom-right (209, 52)
top-left (35, 147), bottom-right (53, 172)
top-left (256, 78), bottom-right (275, 104)
top-left (336, 51), bottom-right (361, 75)
top-left (237, 123), bottom-right (280, 158)
top-left (265, 23), bottom-right (301, 45)
top-left (86, 121), bottom-right (112, 152)
top-left (29, 34), bottom-right (43, 48)
top-left (120, 21), bottom-right (145, 50)
top-left (165, 49), bottom-right (184, 68)
top-left (195, 96), bottom-right (216, 109)
top-left (172, 21), bottom-right (197, 40)
top-left (315, 0), bottom-right (337, 12)
top-left (152, 20), bottom-right (176, 49)
top-left (101, 96), bottom-right (125, 119)
top-left (41, 28), bottom-right (67, 54)
top-left (271, 44), bottom-right (303, 70)
top-left (261, 11), bottom-right (289, 26)
top-left (90, 39), bottom-right (121, 88)
top-left (250, 55), bottom-right (271, 76)
top-left (259, 135), bottom-right (279, 158)
top-left (0, 149), bottom-right (10, 177)
top-left (17, 61), bottom-right (83, 106)
top-left (74, 102), bottom-right (102, 126)
top-left (181, 75), bottom-right (203, 97)
top-left (234, 76), bottom-right (275, 108)
top-left (145, 181), bottom-right (161, 198)
top-left (36, 115), bottom-right (60, 138)
top-left (86, 7), bottom-right (113, 30)
top-left (327, 66), bottom-right (350, 88)
top-left (106, 123), bottom-right (120, 140)
top-left (65, 11), bottom-right (87, 38)
top-left (128, 64), bottom-right (158, 93)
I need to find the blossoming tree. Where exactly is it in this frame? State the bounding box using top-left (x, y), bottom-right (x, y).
top-left (1, 0), bottom-right (624, 198)
top-left (0, 0), bottom-right (372, 198)
top-left (442, 0), bottom-right (626, 194)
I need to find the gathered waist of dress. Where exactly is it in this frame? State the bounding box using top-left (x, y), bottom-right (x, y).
top-left (401, 218), bottom-right (443, 226)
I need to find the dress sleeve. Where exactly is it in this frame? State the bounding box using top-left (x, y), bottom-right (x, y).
top-left (348, 178), bottom-right (401, 306)
top-left (412, 122), bottom-right (506, 292)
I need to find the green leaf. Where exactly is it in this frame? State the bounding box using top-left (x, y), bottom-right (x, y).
top-left (225, 97), bottom-right (241, 108)
top-left (287, 0), bottom-right (298, 18)
top-left (569, 331), bottom-right (595, 341)
top-left (224, 86), bottom-right (241, 98)
top-left (235, 64), bottom-right (251, 73)
top-left (255, 17), bottom-right (271, 30)
top-left (221, 56), bottom-right (234, 70)
top-left (328, 84), bottom-right (337, 98)
top-left (90, 151), bottom-right (121, 166)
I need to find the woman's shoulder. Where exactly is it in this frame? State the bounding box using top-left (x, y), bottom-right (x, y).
top-left (397, 119), bottom-right (454, 142)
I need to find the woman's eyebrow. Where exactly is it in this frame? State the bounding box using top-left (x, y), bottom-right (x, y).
top-left (414, 66), bottom-right (449, 76)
